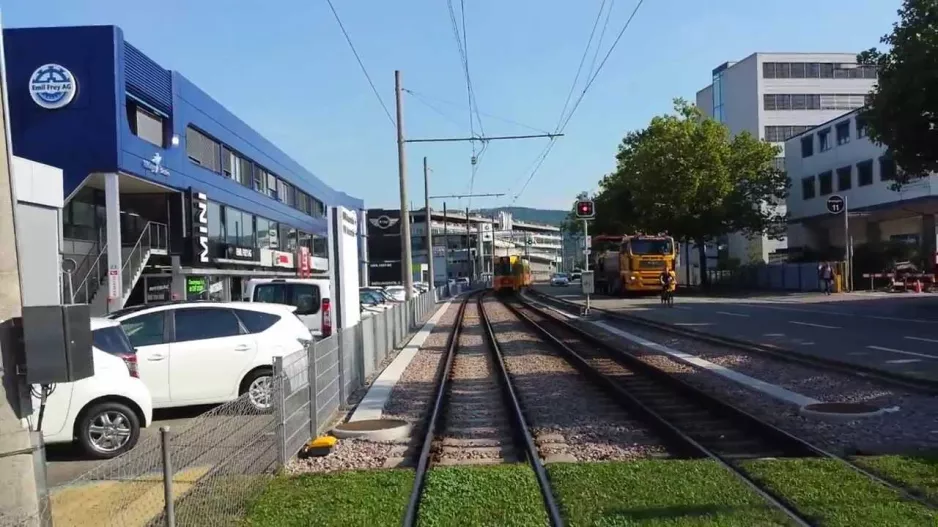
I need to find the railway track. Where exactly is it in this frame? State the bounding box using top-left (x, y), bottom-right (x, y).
top-left (503, 295), bottom-right (936, 525)
top-left (402, 292), bottom-right (563, 527)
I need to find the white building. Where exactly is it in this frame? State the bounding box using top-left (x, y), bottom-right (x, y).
top-left (785, 108), bottom-right (938, 263)
top-left (493, 211), bottom-right (563, 277)
top-left (696, 52), bottom-right (878, 265)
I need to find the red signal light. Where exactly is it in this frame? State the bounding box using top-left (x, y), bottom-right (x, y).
top-left (575, 200), bottom-right (595, 219)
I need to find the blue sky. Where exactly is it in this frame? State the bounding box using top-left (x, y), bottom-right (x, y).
top-left (4, 0), bottom-right (900, 211)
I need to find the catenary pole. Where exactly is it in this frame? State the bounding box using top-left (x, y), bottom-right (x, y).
top-left (0, 9), bottom-right (42, 522)
top-left (395, 70), bottom-right (413, 299)
top-left (423, 157), bottom-right (434, 292)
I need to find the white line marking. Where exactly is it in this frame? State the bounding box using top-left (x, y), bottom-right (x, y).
top-left (867, 345), bottom-right (938, 360)
top-left (886, 359), bottom-right (922, 364)
top-left (735, 303), bottom-right (938, 325)
top-left (674, 322), bottom-right (713, 327)
top-left (592, 320), bottom-right (819, 407)
top-left (674, 306), bottom-right (692, 310)
top-left (716, 311), bottom-right (749, 317)
top-left (789, 321), bottom-right (840, 330)
top-left (764, 333), bottom-right (786, 337)
top-left (905, 336), bottom-right (938, 344)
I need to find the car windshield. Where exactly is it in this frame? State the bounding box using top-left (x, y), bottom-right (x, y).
top-left (92, 325), bottom-right (136, 355)
top-left (554, 273), bottom-right (567, 279)
top-left (629, 239), bottom-right (674, 255)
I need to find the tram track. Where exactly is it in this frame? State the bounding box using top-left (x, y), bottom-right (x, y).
top-left (402, 291), bottom-right (563, 527)
top-left (503, 294), bottom-right (937, 525)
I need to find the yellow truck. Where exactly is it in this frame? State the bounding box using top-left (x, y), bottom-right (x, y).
top-left (592, 234), bottom-right (677, 294)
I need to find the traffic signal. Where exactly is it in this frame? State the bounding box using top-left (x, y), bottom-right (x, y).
top-left (575, 199), bottom-right (595, 219)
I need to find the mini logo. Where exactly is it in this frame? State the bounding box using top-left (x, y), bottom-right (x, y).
top-left (369, 215), bottom-right (399, 230)
top-left (142, 152), bottom-right (171, 176)
top-left (29, 64), bottom-right (77, 109)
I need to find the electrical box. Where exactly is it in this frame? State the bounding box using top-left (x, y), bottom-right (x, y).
top-left (22, 304), bottom-right (93, 385)
top-left (581, 271), bottom-right (595, 295)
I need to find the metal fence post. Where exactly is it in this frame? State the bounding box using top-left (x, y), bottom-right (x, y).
top-left (307, 340), bottom-right (319, 439)
top-left (160, 426), bottom-right (176, 527)
top-left (337, 332), bottom-right (348, 408)
top-left (272, 356), bottom-right (287, 467)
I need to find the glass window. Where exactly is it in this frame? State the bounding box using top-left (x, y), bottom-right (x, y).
top-left (627, 239), bottom-right (673, 255)
top-left (856, 117), bottom-right (868, 138)
top-left (129, 103), bottom-right (164, 147)
top-left (880, 156), bottom-right (897, 181)
top-left (279, 224), bottom-right (297, 251)
top-left (762, 62), bottom-right (776, 78)
top-left (256, 217), bottom-right (277, 249)
top-left (836, 121), bottom-right (851, 145)
top-left (174, 308), bottom-right (243, 342)
top-left (763, 94), bottom-right (776, 111)
top-left (120, 312), bottom-right (166, 347)
top-left (233, 309), bottom-right (281, 334)
top-left (790, 62), bottom-right (806, 78)
top-left (207, 201), bottom-right (223, 246)
top-left (312, 198), bottom-right (326, 217)
top-left (818, 129), bottom-right (831, 151)
top-left (820, 63), bottom-right (834, 78)
top-left (807, 62), bottom-right (820, 78)
top-left (225, 207), bottom-right (255, 247)
top-left (313, 234), bottom-right (328, 258)
top-left (857, 160), bottom-right (874, 186)
top-left (818, 171), bottom-right (833, 195)
top-left (239, 157), bottom-right (253, 188)
top-left (800, 136), bottom-right (814, 158)
top-left (252, 283), bottom-right (321, 315)
top-left (298, 231), bottom-right (312, 251)
top-left (185, 127), bottom-right (220, 172)
top-left (254, 165), bottom-right (266, 193)
top-left (837, 166), bottom-right (852, 191)
top-left (777, 62), bottom-right (791, 78)
top-left (93, 325), bottom-right (137, 355)
top-left (267, 173), bottom-right (279, 200)
top-left (801, 176), bottom-right (816, 200)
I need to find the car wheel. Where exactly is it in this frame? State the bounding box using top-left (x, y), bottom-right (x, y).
top-left (76, 401), bottom-right (140, 459)
top-left (241, 369), bottom-right (274, 413)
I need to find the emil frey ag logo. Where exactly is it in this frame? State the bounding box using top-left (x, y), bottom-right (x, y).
top-left (29, 64), bottom-right (77, 109)
top-left (142, 152), bottom-right (171, 176)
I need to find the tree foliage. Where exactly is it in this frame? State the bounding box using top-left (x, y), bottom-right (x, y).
top-left (569, 99), bottom-right (788, 280)
top-left (858, 0), bottom-right (938, 185)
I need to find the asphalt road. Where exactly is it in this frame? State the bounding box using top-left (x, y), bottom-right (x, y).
top-left (532, 284), bottom-right (938, 383)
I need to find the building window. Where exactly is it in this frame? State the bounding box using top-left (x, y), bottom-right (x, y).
top-left (207, 201), bottom-right (224, 247)
top-left (312, 234), bottom-right (328, 258)
top-left (818, 171), bottom-right (833, 195)
top-left (186, 127), bottom-right (221, 173)
top-left (253, 165), bottom-right (266, 193)
top-left (801, 136), bottom-right (814, 158)
top-left (801, 176), bottom-right (816, 200)
top-left (818, 129), bottom-right (831, 152)
top-left (712, 72), bottom-right (725, 123)
top-left (266, 173), bottom-right (278, 200)
top-left (857, 160), bottom-right (874, 186)
top-left (773, 157), bottom-right (785, 172)
top-left (127, 99), bottom-right (165, 147)
top-left (836, 166), bottom-right (852, 191)
top-left (297, 231), bottom-right (312, 252)
top-left (835, 121), bottom-right (851, 146)
top-left (856, 116), bottom-right (868, 139)
top-left (279, 224), bottom-right (297, 252)
top-left (225, 207), bottom-right (255, 247)
top-left (879, 155), bottom-right (897, 181)
top-left (256, 217), bottom-right (278, 250)
top-left (312, 197), bottom-right (326, 218)
top-left (764, 125), bottom-right (813, 143)
top-left (763, 93), bottom-right (866, 111)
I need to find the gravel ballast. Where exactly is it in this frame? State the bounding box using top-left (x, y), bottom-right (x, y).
top-left (483, 296), bottom-right (666, 462)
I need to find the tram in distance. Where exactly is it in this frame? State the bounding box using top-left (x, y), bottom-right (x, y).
top-left (492, 255), bottom-right (533, 294)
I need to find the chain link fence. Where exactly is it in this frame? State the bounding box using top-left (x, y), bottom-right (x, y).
top-left (43, 283), bottom-right (472, 527)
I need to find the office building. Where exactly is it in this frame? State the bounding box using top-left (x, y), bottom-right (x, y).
top-left (5, 25), bottom-right (365, 315)
top-left (696, 52), bottom-right (878, 265)
top-left (785, 109), bottom-right (938, 267)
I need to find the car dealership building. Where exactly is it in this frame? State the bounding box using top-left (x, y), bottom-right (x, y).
top-left (4, 25), bottom-right (366, 316)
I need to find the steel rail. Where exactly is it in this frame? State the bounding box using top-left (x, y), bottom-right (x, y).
top-left (477, 293), bottom-right (565, 527)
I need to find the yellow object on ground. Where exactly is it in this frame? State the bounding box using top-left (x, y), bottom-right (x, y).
top-left (307, 435), bottom-right (337, 448)
top-left (50, 466), bottom-right (211, 527)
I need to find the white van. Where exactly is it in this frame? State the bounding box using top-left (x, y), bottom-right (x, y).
top-left (243, 278), bottom-right (332, 338)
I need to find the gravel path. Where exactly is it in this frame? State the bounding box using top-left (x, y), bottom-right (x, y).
top-left (522, 296), bottom-right (938, 455)
top-left (483, 296), bottom-right (666, 462)
top-left (288, 298), bottom-right (462, 474)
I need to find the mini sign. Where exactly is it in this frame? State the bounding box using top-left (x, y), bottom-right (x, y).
top-left (826, 195), bottom-right (845, 214)
top-left (581, 271), bottom-right (595, 295)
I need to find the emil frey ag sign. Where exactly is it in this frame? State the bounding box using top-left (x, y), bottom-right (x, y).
top-left (29, 64), bottom-right (78, 109)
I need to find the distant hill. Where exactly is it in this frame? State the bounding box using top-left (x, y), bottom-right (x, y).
top-left (476, 207), bottom-right (567, 227)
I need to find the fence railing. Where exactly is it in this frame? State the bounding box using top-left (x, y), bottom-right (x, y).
top-left (46, 281), bottom-right (476, 527)
top-left (705, 261), bottom-right (847, 292)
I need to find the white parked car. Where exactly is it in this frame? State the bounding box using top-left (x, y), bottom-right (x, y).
top-left (551, 273), bottom-right (570, 287)
top-left (243, 278), bottom-right (332, 338)
top-left (108, 302), bottom-right (312, 412)
top-left (33, 318), bottom-right (153, 459)
top-left (383, 285), bottom-right (408, 302)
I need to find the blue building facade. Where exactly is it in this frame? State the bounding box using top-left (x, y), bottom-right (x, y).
top-left (4, 25), bottom-right (365, 311)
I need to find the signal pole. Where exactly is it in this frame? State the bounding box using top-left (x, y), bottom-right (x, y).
top-left (395, 70), bottom-right (414, 299)
top-left (423, 157), bottom-right (434, 292)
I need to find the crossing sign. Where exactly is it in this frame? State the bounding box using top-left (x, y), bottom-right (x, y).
top-left (826, 195), bottom-right (845, 214)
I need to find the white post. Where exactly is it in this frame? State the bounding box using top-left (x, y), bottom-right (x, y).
top-left (105, 173), bottom-right (123, 313)
top-left (583, 219), bottom-right (590, 315)
top-left (843, 196), bottom-right (850, 293)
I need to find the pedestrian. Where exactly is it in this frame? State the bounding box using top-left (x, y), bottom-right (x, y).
top-left (818, 261), bottom-right (834, 295)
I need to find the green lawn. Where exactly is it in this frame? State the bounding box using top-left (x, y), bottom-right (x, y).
top-left (741, 458), bottom-right (938, 527)
top-left (851, 454), bottom-right (938, 504)
top-left (244, 469), bottom-right (414, 527)
top-left (418, 464), bottom-right (549, 527)
top-left (547, 459), bottom-right (792, 526)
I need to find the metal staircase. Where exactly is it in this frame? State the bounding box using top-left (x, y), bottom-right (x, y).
top-left (68, 222), bottom-right (168, 316)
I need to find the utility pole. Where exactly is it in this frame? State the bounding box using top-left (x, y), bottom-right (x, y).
top-left (395, 70), bottom-right (413, 299)
top-left (0, 11), bottom-right (42, 522)
top-left (442, 202), bottom-right (449, 287)
top-left (465, 207), bottom-right (472, 281)
top-left (423, 157), bottom-right (434, 293)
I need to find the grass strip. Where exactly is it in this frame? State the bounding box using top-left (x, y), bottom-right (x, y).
top-left (547, 459), bottom-right (792, 526)
top-left (244, 469), bottom-right (414, 527)
top-left (418, 464), bottom-right (549, 527)
top-left (851, 454), bottom-right (938, 504)
top-left (741, 458), bottom-right (938, 527)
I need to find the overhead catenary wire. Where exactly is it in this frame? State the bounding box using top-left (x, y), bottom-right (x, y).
top-left (404, 89), bottom-right (551, 135)
top-left (324, 0), bottom-right (396, 128)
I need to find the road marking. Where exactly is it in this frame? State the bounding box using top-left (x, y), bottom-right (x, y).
top-left (716, 311), bottom-right (749, 317)
top-left (867, 345), bottom-right (938, 360)
top-left (592, 320), bottom-right (819, 407)
top-left (674, 322), bottom-right (713, 327)
top-left (905, 336), bottom-right (938, 344)
top-left (737, 303), bottom-right (938, 325)
top-left (764, 333), bottom-right (785, 337)
top-left (886, 359), bottom-right (922, 364)
top-left (789, 321), bottom-right (840, 330)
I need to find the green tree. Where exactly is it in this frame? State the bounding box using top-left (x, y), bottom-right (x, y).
top-left (597, 99), bottom-right (788, 283)
top-left (858, 0), bottom-right (938, 186)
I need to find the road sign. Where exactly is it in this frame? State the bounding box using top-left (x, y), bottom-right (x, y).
top-left (584, 235), bottom-right (591, 248)
top-left (575, 200), bottom-right (595, 219)
top-left (581, 271), bottom-right (595, 295)
top-left (108, 268), bottom-right (120, 300)
top-left (826, 195), bottom-right (845, 214)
